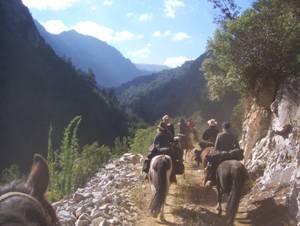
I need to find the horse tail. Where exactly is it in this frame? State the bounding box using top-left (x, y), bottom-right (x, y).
top-left (226, 167), bottom-right (246, 225)
top-left (149, 157), bottom-right (170, 217)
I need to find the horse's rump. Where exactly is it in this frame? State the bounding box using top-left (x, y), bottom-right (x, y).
top-left (149, 155), bottom-right (172, 218)
top-left (200, 147), bottom-right (215, 170)
top-left (216, 160), bottom-right (247, 225)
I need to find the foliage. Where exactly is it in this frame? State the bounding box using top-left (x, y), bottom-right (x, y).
top-left (58, 116), bottom-right (81, 196)
top-left (72, 143), bottom-right (111, 188)
top-left (111, 137), bottom-right (130, 157)
top-left (130, 126), bottom-right (156, 155)
top-left (208, 0), bottom-right (240, 21)
top-left (46, 117), bottom-right (114, 201)
top-left (202, 0), bottom-right (300, 101)
top-left (0, 165), bottom-right (23, 185)
top-left (230, 99), bottom-right (245, 138)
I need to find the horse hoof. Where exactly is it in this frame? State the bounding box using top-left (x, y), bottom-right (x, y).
top-left (160, 215), bottom-right (166, 222)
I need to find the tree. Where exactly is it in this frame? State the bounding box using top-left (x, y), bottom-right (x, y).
top-left (202, 0), bottom-right (300, 101)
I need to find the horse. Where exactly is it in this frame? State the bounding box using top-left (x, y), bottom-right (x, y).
top-left (148, 155), bottom-right (173, 222)
top-left (178, 133), bottom-right (194, 162)
top-left (0, 154), bottom-right (60, 226)
top-left (205, 159), bottom-right (247, 226)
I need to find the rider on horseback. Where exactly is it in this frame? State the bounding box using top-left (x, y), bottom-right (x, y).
top-left (201, 119), bottom-right (219, 149)
top-left (205, 121), bottom-right (242, 186)
top-left (162, 114), bottom-right (175, 140)
top-left (195, 119), bottom-right (219, 163)
top-left (143, 121), bottom-right (180, 183)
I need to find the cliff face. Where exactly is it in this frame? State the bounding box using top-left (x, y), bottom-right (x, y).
top-left (240, 77), bottom-right (300, 223)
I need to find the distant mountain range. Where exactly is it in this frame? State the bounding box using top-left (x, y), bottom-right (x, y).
top-left (35, 21), bottom-right (144, 87)
top-left (117, 54), bottom-right (239, 123)
top-left (135, 64), bottom-right (170, 73)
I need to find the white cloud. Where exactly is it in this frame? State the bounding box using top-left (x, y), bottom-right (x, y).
top-left (164, 56), bottom-right (190, 68)
top-left (153, 30), bottom-right (171, 38)
top-left (127, 44), bottom-right (151, 59)
top-left (164, 0), bottom-right (185, 18)
top-left (103, 0), bottom-right (113, 6)
top-left (114, 31), bottom-right (135, 42)
top-left (42, 20), bottom-right (69, 34)
top-left (173, 32), bottom-right (191, 41)
top-left (72, 21), bottom-right (114, 42)
top-left (42, 20), bottom-right (143, 43)
top-left (139, 13), bottom-right (152, 22)
top-left (22, 0), bottom-right (79, 10)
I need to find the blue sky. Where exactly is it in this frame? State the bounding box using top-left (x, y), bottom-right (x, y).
top-left (22, 0), bottom-right (253, 67)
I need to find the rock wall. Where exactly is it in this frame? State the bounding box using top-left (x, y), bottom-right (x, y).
top-left (240, 77), bottom-right (300, 224)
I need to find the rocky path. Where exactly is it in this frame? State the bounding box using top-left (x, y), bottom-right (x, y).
top-left (53, 153), bottom-right (297, 226)
top-left (135, 156), bottom-right (297, 226)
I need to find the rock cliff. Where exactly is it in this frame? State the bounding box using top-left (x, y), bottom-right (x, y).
top-left (240, 77), bottom-right (300, 224)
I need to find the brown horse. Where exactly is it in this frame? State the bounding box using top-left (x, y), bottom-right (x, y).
top-left (200, 146), bottom-right (215, 185)
top-left (0, 154), bottom-right (60, 226)
top-left (148, 155), bottom-right (173, 222)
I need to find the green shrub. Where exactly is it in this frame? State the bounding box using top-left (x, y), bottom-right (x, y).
top-left (0, 164), bottom-right (23, 184)
top-left (130, 126), bottom-right (156, 155)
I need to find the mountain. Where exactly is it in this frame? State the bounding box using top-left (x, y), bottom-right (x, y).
top-left (0, 0), bottom-right (130, 170)
top-left (35, 21), bottom-right (143, 87)
top-left (135, 64), bottom-right (170, 73)
top-left (117, 54), bottom-right (238, 123)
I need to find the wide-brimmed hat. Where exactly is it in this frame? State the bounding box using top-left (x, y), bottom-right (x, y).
top-left (158, 122), bottom-right (168, 131)
top-left (207, 119), bottom-right (218, 126)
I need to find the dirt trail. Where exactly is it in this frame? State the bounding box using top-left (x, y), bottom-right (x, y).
top-left (134, 157), bottom-right (251, 226)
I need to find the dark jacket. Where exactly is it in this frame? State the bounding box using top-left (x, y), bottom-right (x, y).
top-left (202, 126), bottom-right (219, 143)
top-left (167, 123), bottom-right (175, 139)
top-left (215, 130), bottom-right (239, 152)
top-left (154, 131), bottom-right (173, 148)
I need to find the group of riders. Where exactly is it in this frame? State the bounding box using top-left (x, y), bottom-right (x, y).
top-left (143, 114), bottom-right (242, 186)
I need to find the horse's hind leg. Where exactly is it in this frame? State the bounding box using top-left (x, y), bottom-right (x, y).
top-left (216, 184), bottom-right (222, 215)
top-left (159, 202), bottom-right (166, 222)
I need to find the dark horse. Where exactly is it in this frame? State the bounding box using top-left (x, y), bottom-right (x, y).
top-left (0, 154), bottom-right (60, 226)
top-left (206, 160), bottom-right (247, 226)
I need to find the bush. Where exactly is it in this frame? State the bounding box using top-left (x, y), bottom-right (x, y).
top-left (130, 126), bottom-right (156, 155)
top-left (0, 164), bottom-right (23, 185)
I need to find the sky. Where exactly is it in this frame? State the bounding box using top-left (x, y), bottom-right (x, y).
top-left (22, 0), bottom-right (253, 68)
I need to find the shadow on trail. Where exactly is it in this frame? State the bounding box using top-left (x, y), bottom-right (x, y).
top-left (172, 206), bottom-right (225, 226)
top-left (176, 183), bottom-right (217, 207)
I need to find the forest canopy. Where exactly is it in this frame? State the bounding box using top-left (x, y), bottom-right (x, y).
top-left (202, 0), bottom-right (300, 101)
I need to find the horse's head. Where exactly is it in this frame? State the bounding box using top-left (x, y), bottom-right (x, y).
top-left (0, 154), bottom-right (60, 226)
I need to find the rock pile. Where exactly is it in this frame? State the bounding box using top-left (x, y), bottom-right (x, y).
top-left (53, 153), bottom-right (144, 226)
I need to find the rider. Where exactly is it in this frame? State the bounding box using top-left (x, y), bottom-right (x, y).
top-left (162, 114), bottom-right (175, 140)
top-left (143, 121), bottom-right (177, 183)
top-left (200, 119), bottom-right (219, 149)
top-left (195, 119), bottom-right (219, 163)
top-left (205, 121), bottom-right (240, 186)
top-left (215, 121), bottom-right (239, 152)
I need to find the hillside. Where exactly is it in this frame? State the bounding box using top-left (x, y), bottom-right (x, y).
top-left (35, 21), bottom-right (143, 87)
top-left (117, 54), bottom-right (238, 123)
top-left (0, 0), bottom-right (130, 170)
top-left (135, 64), bottom-right (170, 73)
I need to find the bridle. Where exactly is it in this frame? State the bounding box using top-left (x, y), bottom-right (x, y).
top-left (0, 192), bottom-right (60, 225)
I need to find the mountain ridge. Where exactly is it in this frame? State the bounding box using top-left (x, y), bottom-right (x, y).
top-left (35, 21), bottom-right (144, 87)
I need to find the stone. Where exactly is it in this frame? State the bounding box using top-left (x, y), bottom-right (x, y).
top-left (73, 193), bottom-right (85, 203)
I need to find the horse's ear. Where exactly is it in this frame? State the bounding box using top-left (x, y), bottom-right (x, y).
top-left (26, 154), bottom-right (49, 197)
